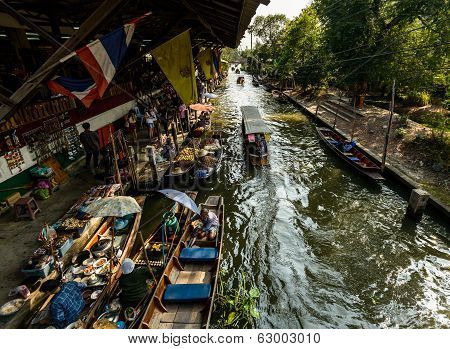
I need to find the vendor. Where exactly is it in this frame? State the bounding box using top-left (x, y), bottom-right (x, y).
top-left (119, 258), bottom-right (152, 307)
top-left (40, 279), bottom-right (86, 328)
top-left (192, 208), bottom-right (219, 240)
top-left (161, 137), bottom-right (175, 160)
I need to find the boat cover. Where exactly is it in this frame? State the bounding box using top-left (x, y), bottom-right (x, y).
top-left (241, 106), bottom-right (271, 135)
top-left (179, 247), bottom-right (218, 262)
top-left (163, 284), bottom-right (211, 303)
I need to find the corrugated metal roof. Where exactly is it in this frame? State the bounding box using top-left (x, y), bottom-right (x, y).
top-left (241, 106), bottom-right (271, 135)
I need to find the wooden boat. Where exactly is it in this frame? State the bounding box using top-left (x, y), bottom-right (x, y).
top-left (195, 133), bottom-right (223, 181)
top-left (27, 196), bottom-right (146, 329)
top-left (139, 195), bottom-right (224, 329)
top-left (86, 192), bottom-right (198, 328)
top-left (316, 126), bottom-right (385, 180)
top-left (241, 106), bottom-right (271, 166)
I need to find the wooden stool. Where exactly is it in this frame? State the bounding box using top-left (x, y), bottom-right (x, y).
top-left (14, 197), bottom-right (40, 220)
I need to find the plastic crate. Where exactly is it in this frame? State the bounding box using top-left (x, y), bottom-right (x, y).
top-left (21, 259), bottom-right (54, 278)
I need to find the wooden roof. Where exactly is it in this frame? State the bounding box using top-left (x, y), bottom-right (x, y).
top-left (2, 0), bottom-right (270, 48)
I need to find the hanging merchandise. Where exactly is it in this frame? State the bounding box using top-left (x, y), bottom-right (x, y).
top-left (23, 116), bottom-right (68, 163)
top-left (4, 149), bottom-right (25, 174)
top-left (64, 126), bottom-right (83, 160)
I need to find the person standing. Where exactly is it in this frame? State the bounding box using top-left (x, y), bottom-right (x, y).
top-left (144, 107), bottom-right (157, 140)
top-left (79, 122), bottom-right (100, 170)
top-left (127, 110), bottom-right (138, 142)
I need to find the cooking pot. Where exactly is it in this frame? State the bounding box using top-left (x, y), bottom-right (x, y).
top-left (91, 238), bottom-right (112, 258)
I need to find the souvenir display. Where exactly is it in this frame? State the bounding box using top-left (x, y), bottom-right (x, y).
top-left (4, 149), bottom-right (25, 174)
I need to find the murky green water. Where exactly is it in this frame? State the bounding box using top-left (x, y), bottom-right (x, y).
top-left (142, 71), bottom-right (450, 329)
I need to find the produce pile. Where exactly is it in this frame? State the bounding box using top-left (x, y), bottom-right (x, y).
top-left (200, 155), bottom-right (216, 168)
top-left (175, 147), bottom-right (195, 162)
top-left (60, 217), bottom-right (86, 229)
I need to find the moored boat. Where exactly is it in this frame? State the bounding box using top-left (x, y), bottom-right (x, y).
top-left (195, 133), bottom-right (223, 181)
top-left (86, 192), bottom-right (198, 329)
top-left (316, 126), bottom-right (385, 181)
top-left (27, 196), bottom-right (146, 329)
top-left (241, 106), bottom-right (271, 166)
top-left (138, 195), bottom-right (224, 329)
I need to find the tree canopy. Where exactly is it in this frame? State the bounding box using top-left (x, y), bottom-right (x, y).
top-left (238, 0), bottom-right (449, 98)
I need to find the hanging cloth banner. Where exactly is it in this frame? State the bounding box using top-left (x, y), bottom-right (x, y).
top-left (151, 30), bottom-right (198, 105)
top-left (212, 50), bottom-right (220, 77)
top-left (197, 49), bottom-right (213, 80)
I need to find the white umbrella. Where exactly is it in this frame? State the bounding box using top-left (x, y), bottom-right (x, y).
top-left (84, 196), bottom-right (142, 217)
top-left (157, 189), bottom-right (200, 215)
top-left (84, 196), bottom-right (142, 278)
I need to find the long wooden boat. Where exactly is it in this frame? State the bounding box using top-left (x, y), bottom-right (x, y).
top-left (195, 133), bottom-right (223, 181)
top-left (27, 196), bottom-right (146, 328)
top-left (241, 106), bottom-right (271, 166)
top-left (316, 126), bottom-right (385, 181)
top-left (139, 195), bottom-right (224, 329)
top-left (86, 192), bottom-right (198, 328)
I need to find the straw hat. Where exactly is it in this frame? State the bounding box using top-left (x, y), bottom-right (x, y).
top-left (197, 149), bottom-right (209, 158)
top-left (172, 167), bottom-right (184, 175)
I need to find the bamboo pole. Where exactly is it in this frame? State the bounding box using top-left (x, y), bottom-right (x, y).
top-left (381, 79), bottom-right (396, 173)
top-left (109, 126), bottom-right (122, 193)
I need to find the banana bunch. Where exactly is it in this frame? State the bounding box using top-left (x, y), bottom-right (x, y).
top-left (176, 147), bottom-right (195, 161)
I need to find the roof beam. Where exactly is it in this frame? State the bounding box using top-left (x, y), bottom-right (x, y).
top-left (0, 93), bottom-right (15, 107)
top-left (0, 0), bottom-right (126, 122)
top-left (180, 0), bottom-right (223, 46)
top-left (0, 0), bottom-right (61, 47)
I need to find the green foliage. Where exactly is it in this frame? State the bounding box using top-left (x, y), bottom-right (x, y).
top-left (246, 0), bottom-right (449, 100)
top-left (404, 91), bottom-right (431, 106)
top-left (213, 269), bottom-right (261, 329)
top-left (395, 127), bottom-right (406, 139)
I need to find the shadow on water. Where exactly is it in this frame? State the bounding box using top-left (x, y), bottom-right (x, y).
top-left (141, 71), bottom-right (450, 329)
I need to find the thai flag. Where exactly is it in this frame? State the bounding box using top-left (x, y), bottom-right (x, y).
top-left (48, 14), bottom-right (147, 107)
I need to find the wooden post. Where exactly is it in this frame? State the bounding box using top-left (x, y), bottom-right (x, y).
top-left (407, 189), bottom-right (430, 219)
top-left (109, 127), bottom-right (122, 193)
top-left (381, 79), bottom-right (396, 173)
top-left (351, 98), bottom-right (357, 141)
top-left (171, 122), bottom-right (179, 152)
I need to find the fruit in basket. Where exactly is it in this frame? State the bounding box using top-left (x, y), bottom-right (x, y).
top-left (175, 147), bottom-right (195, 161)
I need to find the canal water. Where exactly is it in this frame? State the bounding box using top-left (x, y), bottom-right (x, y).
top-left (141, 71), bottom-right (450, 329)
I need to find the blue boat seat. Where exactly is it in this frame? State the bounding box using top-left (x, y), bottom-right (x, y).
top-left (349, 157), bottom-right (360, 162)
top-left (163, 284), bottom-right (211, 303)
top-left (179, 248), bottom-right (218, 263)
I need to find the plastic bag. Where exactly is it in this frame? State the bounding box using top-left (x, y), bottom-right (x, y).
top-left (9, 285), bottom-right (30, 299)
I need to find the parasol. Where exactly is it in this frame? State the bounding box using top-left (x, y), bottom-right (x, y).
top-left (84, 196), bottom-right (142, 279)
top-left (84, 196), bottom-right (142, 217)
top-left (157, 189), bottom-right (200, 215)
top-left (189, 103), bottom-right (215, 112)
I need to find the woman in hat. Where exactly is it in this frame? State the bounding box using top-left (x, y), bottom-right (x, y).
top-left (119, 258), bottom-right (152, 307)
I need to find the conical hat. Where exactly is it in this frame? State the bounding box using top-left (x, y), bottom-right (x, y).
top-left (198, 149), bottom-right (209, 158)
